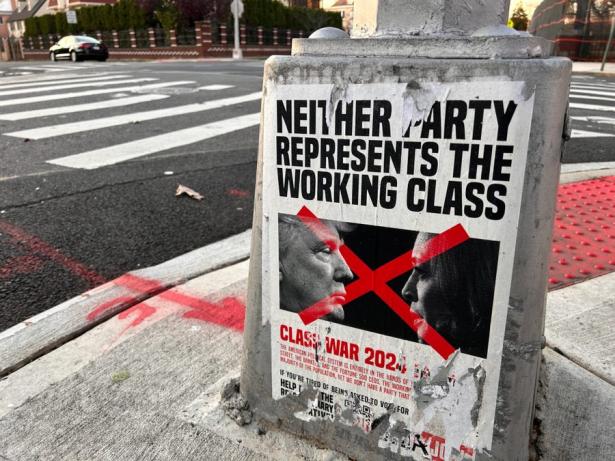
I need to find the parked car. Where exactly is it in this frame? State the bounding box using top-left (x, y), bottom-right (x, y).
top-left (49, 35), bottom-right (109, 62)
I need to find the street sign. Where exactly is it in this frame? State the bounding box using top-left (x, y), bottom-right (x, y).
top-left (231, 0), bottom-right (244, 18)
top-left (231, 0), bottom-right (243, 59)
top-left (66, 10), bottom-right (77, 25)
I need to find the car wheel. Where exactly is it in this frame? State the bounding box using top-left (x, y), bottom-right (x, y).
top-left (97, 57), bottom-right (107, 62)
top-left (49, 52), bottom-right (56, 62)
top-left (70, 51), bottom-right (79, 62)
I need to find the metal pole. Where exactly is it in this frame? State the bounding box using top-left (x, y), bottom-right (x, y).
top-left (600, 15), bottom-right (615, 71)
top-left (232, 0), bottom-right (243, 59)
top-left (580, 0), bottom-right (594, 58)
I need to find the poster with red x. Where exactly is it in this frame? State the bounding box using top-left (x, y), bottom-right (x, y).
top-left (260, 80), bottom-right (534, 458)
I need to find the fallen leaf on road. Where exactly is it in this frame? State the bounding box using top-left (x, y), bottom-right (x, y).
top-left (176, 184), bottom-right (204, 201)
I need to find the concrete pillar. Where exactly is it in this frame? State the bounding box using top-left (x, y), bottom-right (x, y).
top-left (257, 26), bottom-right (263, 46)
top-left (38, 35), bottom-right (43, 50)
top-left (241, 1), bottom-right (570, 460)
top-left (95, 31), bottom-right (102, 41)
top-left (220, 24), bottom-right (227, 46)
top-left (112, 30), bottom-right (119, 48)
top-left (352, 0), bottom-right (511, 37)
top-left (272, 27), bottom-right (278, 46)
top-left (240, 24), bottom-right (247, 46)
top-left (195, 22), bottom-right (203, 45)
top-left (128, 29), bottom-right (136, 48)
top-left (148, 27), bottom-right (156, 48)
top-left (286, 29), bottom-right (291, 47)
top-left (169, 29), bottom-right (177, 47)
top-left (202, 20), bottom-right (212, 47)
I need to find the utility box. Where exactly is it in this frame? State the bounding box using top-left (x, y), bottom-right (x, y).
top-left (241, 1), bottom-right (571, 459)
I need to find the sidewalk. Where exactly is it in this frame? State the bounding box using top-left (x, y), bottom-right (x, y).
top-left (572, 61), bottom-right (615, 76)
top-left (0, 168), bottom-right (613, 460)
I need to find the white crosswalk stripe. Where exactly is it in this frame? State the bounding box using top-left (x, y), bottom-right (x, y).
top-left (570, 88), bottom-right (615, 97)
top-left (569, 94), bottom-right (615, 102)
top-left (570, 115), bottom-right (615, 126)
top-left (39, 65), bottom-right (81, 71)
top-left (0, 75), bottom-right (144, 96)
top-left (0, 73), bottom-right (121, 90)
top-left (0, 80), bottom-right (193, 107)
top-left (11, 66), bottom-right (66, 72)
top-left (0, 94), bottom-right (171, 121)
top-left (570, 129), bottom-right (615, 138)
top-left (198, 84), bottom-right (234, 91)
top-left (570, 83), bottom-right (615, 90)
top-left (570, 102), bottom-right (615, 112)
top-left (47, 113), bottom-right (260, 169)
top-left (6, 92), bottom-right (262, 139)
top-left (0, 73), bottom-right (85, 86)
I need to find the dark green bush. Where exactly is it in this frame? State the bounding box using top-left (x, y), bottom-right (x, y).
top-left (24, 0), bottom-right (341, 38)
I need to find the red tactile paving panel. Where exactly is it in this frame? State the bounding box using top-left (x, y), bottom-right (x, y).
top-left (549, 176), bottom-right (615, 291)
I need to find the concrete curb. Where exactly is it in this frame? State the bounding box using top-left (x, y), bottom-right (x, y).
top-left (0, 230), bottom-right (251, 377)
top-left (559, 165), bottom-right (615, 184)
top-left (535, 348), bottom-right (615, 459)
top-left (545, 272), bottom-right (615, 386)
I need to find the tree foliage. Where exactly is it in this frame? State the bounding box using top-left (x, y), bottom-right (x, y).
top-left (154, 0), bottom-right (180, 32)
top-left (510, 5), bottom-right (529, 31)
top-left (243, 0), bottom-right (341, 31)
top-left (25, 0), bottom-right (146, 36)
top-left (24, 0), bottom-right (341, 37)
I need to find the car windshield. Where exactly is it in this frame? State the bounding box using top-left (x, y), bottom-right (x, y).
top-left (74, 36), bottom-right (99, 44)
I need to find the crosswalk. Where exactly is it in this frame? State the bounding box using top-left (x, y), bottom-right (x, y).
top-left (0, 69), bottom-right (262, 170)
top-left (569, 77), bottom-right (615, 138)
top-left (0, 69), bottom-right (612, 171)
top-left (1, 62), bottom-right (130, 77)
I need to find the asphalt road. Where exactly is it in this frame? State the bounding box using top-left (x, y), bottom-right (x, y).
top-left (0, 60), bottom-right (262, 329)
top-left (0, 59), bottom-right (613, 331)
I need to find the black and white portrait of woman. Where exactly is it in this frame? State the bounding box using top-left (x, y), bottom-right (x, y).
top-left (402, 233), bottom-right (499, 358)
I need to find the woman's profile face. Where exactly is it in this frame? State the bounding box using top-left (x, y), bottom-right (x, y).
top-left (279, 221), bottom-right (353, 321)
top-left (402, 232), bottom-right (461, 346)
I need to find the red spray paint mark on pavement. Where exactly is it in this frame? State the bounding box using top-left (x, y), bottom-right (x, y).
top-left (227, 188), bottom-right (250, 198)
top-left (114, 273), bottom-right (166, 294)
top-left (118, 303), bottom-right (157, 328)
top-left (85, 274), bottom-right (167, 322)
top-left (549, 176), bottom-right (615, 290)
top-left (85, 271), bottom-right (245, 333)
top-left (296, 206), bottom-right (467, 360)
top-left (178, 295), bottom-right (245, 331)
top-left (86, 296), bottom-right (139, 322)
top-left (0, 255), bottom-right (46, 279)
top-left (0, 220), bottom-right (106, 286)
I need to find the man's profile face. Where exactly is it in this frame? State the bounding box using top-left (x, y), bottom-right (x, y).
top-left (279, 221), bottom-right (353, 321)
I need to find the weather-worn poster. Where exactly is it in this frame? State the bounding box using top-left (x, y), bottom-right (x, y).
top-left (260, 81), bottom-right (534, 459)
